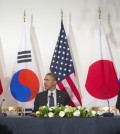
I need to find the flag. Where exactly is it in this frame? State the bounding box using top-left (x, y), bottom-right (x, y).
top-left (50, 21), bottom-right (82, 106)
top-left (30, 15), bottom-right (44, 90)
top-left (0, 38), bottom-right (3, 95)
top-left (119, 77), bottom-right (120, 84)
top-left (0, 80), bottom-right (3, 95)
top-left (107, 12), bottom-right (120, 84)
top-left (0, 37), bottom-right (9, 100)
top-left (83, 19), bottom-right (119, 108)
top-left (7, 21), bottom-right (40, 109)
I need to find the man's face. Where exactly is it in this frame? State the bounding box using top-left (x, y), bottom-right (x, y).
top-left (44, 75), bottom-right (57, 91)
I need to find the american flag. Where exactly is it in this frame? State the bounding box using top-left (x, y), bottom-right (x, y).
top-left (50, 21), bottom-right (82, 106)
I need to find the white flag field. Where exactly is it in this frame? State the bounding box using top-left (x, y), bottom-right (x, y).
top-left (107, 13), bottom-right (120, 83)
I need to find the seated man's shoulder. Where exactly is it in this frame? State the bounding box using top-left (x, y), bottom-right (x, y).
top-left (57, 89), bottom-right (68, 96)
top-left (37, 90), bottom-right (48, 96)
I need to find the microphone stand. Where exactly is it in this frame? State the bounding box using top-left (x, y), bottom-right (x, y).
top-left (0, 99), bottom-right (7, 117)
top-left (102, 93), bottom-right (114, 117)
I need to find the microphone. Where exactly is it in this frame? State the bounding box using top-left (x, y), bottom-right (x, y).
top-left (102, 92), bottom-right (114, 117)
top-left (0, 98), bottom-right (7, 117)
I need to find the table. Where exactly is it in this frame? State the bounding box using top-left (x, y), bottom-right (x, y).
top-left (0, 116), bottom-right (120, 134)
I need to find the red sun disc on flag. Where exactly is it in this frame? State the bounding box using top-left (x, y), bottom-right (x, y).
top-left (85, 60), bottom-right (119, 99)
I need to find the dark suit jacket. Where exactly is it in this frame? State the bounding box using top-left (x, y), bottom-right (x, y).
top-left (33, 89), bottom-right (70, 112)
top-left (116, 89), bottom-right (120, 111)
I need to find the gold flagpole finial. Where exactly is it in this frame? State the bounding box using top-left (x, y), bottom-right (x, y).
top-left (24, 10), bottom-right (26, 22)
top-left (98, 6), bottom-right (101, 19)
top-left (61, 9), bottom-right (63, 21)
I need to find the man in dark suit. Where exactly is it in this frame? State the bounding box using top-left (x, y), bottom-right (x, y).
top-left (33, 73), bottom-right (70, 112)
top-left (116, 89), bottom-right (120, 112)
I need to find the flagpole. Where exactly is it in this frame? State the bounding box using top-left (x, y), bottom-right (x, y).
top-left (98, 6), bottom-right (101, 20)
top-left (61, 9), bottom-right (63, 21)
top-left (24, 10), bottom-right (26, 22)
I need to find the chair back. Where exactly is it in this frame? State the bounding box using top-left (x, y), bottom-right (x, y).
top-left (24, 108), bottom-right (33, 115)
top-left (1, 106), bottom-right (24, 116)
top-left (91, 106), bottom-right (118, 115)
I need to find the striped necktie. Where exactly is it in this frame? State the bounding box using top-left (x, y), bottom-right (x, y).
top-left (49, 92), bottom-right (54, 107)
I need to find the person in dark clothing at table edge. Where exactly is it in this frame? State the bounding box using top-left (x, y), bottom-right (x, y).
top-left (116, 89), bottom-right (120, 112)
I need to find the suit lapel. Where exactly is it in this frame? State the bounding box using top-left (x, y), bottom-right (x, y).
top-left (56, 90), bottom-right (62, 106)
top-left (42, 90), bottom-right (48, 106)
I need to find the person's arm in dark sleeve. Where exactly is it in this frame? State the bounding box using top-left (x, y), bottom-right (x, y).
top-left (65, 93), bottom-right (70, 106)
top-left (116, 89), bottom-right (120, 111)
top-left (32, 94), bottom-right (39, 113)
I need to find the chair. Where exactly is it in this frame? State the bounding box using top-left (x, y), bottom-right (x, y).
top-left (91, 106), bottom-right (118, 115)
top-left (1, 106), bottom-right (24, 116)
top-left (24, 108), bottom-right (33, 115)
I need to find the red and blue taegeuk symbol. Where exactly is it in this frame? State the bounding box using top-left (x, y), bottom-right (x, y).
top-left (10, 69), bottom-right (40, 102)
